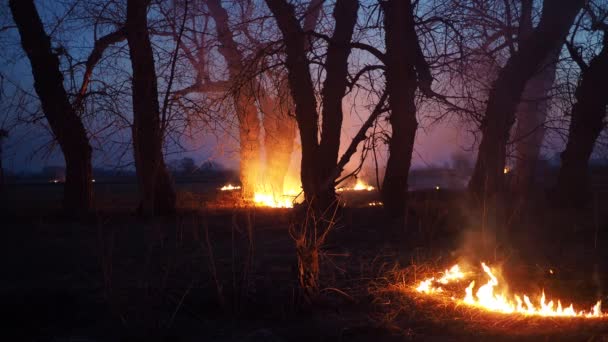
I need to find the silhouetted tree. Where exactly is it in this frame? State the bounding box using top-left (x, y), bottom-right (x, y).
top-left (126, 0), bottom-right (176, 216)
top-left (265, 0), bottom-right (359, 211)
top-left (9, 0), bottom-right (93, 212)
top-left (511, 0), bottom-right (561, 194)
top-left (555, 11), bottom-right (608, 207)
top-left (469, 0), bottom-right (584, 200)
top-left (380, 0), bottom-right (432, 217)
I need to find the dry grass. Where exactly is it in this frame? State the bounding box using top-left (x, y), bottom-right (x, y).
top-left (369, 262), bottom-right (608, 339)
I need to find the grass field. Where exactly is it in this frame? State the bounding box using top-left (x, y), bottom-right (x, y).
top-left (2, 182), bottom-right (608, 341)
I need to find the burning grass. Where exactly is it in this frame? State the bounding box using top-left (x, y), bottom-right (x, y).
top-left (371, 262), bottom-right (608, 337)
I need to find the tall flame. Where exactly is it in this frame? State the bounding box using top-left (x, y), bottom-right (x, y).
top-left (415, 262), bottom-right (605, 318)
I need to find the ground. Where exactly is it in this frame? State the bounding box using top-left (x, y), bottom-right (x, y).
top-left (2, 181), bottom-right (608, 341)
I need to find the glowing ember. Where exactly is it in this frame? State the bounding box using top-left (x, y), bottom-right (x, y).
top-left (415, 262), bottom-right (605, 318)
top-left (504, 167), bottom-right (510, 174)
top-left (368, 201), bottom-right (383, 206)
top-left (220, 184), bottom-right (241, 191)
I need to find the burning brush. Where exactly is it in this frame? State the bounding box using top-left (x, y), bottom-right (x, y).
top-left (414, 263), bottom-right (605, 318)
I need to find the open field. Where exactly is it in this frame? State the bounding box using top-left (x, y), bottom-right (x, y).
top-left (2, 182), bottom-right (608, 341)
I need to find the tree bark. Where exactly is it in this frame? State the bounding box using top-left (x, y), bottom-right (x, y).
top-left (126, 0), bottom-right (176, 216)
top-left (9, 0), bottom-right (93, 213)
top-left (468, 0), bottom-right (583, 199)
top-left (380, 0), bottom-right (422, 217)
top-left (555, 40), bottom-right (608, 207)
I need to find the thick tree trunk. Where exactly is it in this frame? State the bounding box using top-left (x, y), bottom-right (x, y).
top-left (380, 0), bottom-right (420, 217)
top-left (511, 48), bottom-right (560, 193)
top-left (126, 0), bottom-right (176, 216)
top-left (9, 0), bottom-right (93, 213)
top-left (555, 42), bottom-right (608, 207)
top-left (469, 0), bottom-right (583, 199)
top-left (265, 0), bottom-right (358, 211)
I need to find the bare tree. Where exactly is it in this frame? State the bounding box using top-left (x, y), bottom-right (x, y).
top-left (126, 0), bottom-right (176, 216)
top-left (468, 0), bottom-right (584, 200)
top-left (555, 6), bottom-right (608, 207)
top-left (9, 0), bottom-right (93, 213)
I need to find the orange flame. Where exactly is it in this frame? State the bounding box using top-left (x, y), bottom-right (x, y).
top-left (220, 184), bottom-right (241, 191)
top-left (415, 262), bottom-right (605, 318)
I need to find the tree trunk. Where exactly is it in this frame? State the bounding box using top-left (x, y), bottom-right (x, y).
top-left (380, 0), bottom-right (420, 218)
top-left (9, 0), bottom-right (93, 213)
top-left (126, 0), bottom-right (176, 216)
top-left (510, 1), bottom-right (560, 194)
top-left (511, 48), bottom-right (560, 193)
top-left (265, 0), bottom-right (358, 211)
top-left (258, 0), bottom-right (321, 200)
top-left (469, 0), bottom-right (583, 199)
top-left (555, 41), bottom-right (608, 207)
top-left (315, 0), bottom-right (359, 210)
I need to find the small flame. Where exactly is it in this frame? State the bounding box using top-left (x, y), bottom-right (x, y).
top-left (253, 192), bottom-right (295, 208)
top-left (503, 167), bottom-right (510, 174)
top-left (220, 184), bottom-right (241, 191)
top-left (368, 201), bottom-right (383, 206)
top-left (353, 179), bottom-right (374, 191)
top-left (415, 262), bottom-right (605, 318)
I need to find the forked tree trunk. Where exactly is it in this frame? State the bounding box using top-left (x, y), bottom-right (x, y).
top-left (9, 0), bottom-right (93, 213)
top-left (265, 0), bottom-right (358, 212)
top-left (126, 0), bottom-right (176, 216)
top-left (381, 0), bottom-right (420, 218)
top-left (555, 41), bottom-right (608, 207)
top-left (265, 0), bottom-right (358, 304)
top-left (469, 0), bottom-right (583, 200)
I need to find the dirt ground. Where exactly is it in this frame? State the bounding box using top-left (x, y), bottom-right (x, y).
top-left (2, 183), bottom-right (608, 341)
